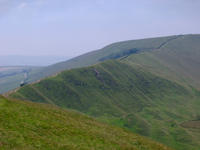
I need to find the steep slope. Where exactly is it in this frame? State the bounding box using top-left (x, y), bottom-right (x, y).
top-left (0, 95), bottom-right (172, 150)
top-left (10, 60), bottom-right (200, 150)
top-left (123, 34), bottom-right (200, 89)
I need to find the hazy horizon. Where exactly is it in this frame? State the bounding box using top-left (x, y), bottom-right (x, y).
top-left (0, 55), bottom-right (72, 66)
top-left (1, 0), bottom-right (200, 62)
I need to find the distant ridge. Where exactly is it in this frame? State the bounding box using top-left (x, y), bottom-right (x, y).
top-left (3, 34), bottom-right (200, 93)
top-left (27, 35), bottom-right (182, 82)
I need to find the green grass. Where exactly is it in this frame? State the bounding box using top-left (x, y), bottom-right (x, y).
top-left (181, 120), bottom-right (200, 129)
top-left (10, 60), bottom-right (200, 150)
top-left (123, 34), bottom-right (200, 90)
top-left (0, 95), bottom-right (173, 150)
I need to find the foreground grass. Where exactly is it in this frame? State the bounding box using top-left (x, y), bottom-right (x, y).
top-left (0, 95), bottom-right (172, 150)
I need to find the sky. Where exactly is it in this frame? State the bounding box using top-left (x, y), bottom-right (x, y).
top-left (0, 0), bottom-right (200, 59)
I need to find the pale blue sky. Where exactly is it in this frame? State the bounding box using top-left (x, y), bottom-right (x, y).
top-left (0, 0), bottom-right (200, 57)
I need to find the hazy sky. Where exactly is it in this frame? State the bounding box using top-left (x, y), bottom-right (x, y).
top-left (0, 0), bottom-right (200, 57)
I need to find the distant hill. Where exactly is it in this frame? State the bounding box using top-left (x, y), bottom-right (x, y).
top-left (3, 34), bottom-right (200, 93)
top-left (0, 66), bottom-right (40, 94)
top-left (0, 55), bottom-right (70, 66)
top-left (26, 34), bottom-right (200, 90)
top-left (27, 35), bottom-right (182, 83)
top-left (0, 95), bottom-right (172, 150)
top-left (10, 60), bottom-right (200, 150)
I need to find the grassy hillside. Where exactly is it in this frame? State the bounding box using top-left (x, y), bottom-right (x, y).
top-left (3, 34), bottom-right (200, 93)
top-left (10, 60), bottom-right (200, 150)
top-left (26, 35), bottom-right (180, 83)
top-left (0, 95), bottom-right (173, 150)
top-left (26, 34), bottom-right (200, 90)
top-left (123, 34), bottom-right (200, 90)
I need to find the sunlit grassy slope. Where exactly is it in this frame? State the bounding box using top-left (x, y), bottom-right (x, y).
top-left (10, 60), bottom-right (200, 150)
top-left (0, 95), bottom-right (173, 150)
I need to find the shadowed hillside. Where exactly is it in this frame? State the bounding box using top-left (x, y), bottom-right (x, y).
top-left (10, 60), bottom-right (200, 150)
top-left (0, 95), bottom-right (173, 150)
